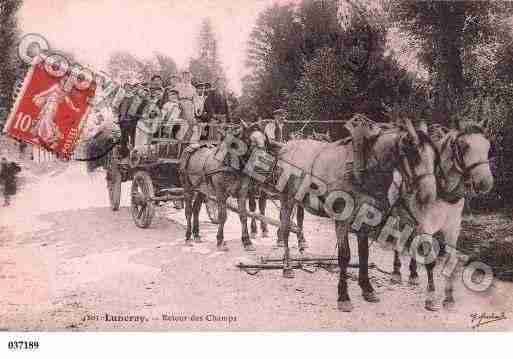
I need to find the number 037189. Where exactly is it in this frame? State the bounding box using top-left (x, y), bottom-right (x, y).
top-left (7, 340), bottom-right (39, 350)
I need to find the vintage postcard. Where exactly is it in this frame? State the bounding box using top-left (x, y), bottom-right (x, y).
top-left (1, 0), bottom-right (513, 348)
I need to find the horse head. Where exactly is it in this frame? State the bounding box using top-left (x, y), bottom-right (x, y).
top-left (233, 120), bottom-right (268, 150)
top-left (452, 124), bottom-right (493, 195)
top-left (396, 118), bottom-right (439, 205)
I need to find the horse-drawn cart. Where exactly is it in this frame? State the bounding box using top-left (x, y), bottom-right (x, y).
top-left (105, 121), bottom-right (222, 228)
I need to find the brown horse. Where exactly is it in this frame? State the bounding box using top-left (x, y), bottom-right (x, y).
top-left (389, 123), bottom-right (493, 311)
top-left (275, 115), bottom-right (439, 312)
top-left (179, 123), bottom-right (268, 251)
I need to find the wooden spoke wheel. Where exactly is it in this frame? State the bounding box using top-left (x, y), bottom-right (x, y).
top-left (107, 148), bottom-right (121, 211)
top-left (205, 199), bottom-right (219, 224)
top-left (131, 171), bottom-right (155, 228)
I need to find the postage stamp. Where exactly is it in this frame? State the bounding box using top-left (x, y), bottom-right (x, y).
top-left (3, 57), bottom-right (95, 158)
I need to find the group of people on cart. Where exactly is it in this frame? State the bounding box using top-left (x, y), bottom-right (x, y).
top-left (116, 70), bottom-right (232, 158)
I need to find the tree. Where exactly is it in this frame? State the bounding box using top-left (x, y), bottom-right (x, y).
top-left (0, 0), bottom-right (23, 124)
top-left (189, 18), bottom-right (226, 86)
top-left (289, 0), bottom-right (428, 132)
top-left (243, 3), bottom-right (304, 116)
top-left (289, 47), bottom-right (357, 121)
top-left (388, 0), bottom-right (513, 127)
top-left (298, 0), bottom-right (341, 62)
top-left (107, 51), bottom-right (146, 84)
top-left (107, 51), bottom-right (178, 85)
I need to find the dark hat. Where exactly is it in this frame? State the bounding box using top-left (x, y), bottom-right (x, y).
top-left (148, 79), bottom-right (164, 90)
top-left (195, 82), bottom-right (211, 90)
top-left (150, 85), bottom-right (164, 92)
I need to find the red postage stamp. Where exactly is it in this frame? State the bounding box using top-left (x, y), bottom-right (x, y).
top-left (3, 56), bottom-right (96, 159)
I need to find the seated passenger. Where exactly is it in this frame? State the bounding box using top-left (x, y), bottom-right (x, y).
top-left (161, 89), bottom-right (182, 138)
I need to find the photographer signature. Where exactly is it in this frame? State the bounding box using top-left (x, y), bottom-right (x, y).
top-left (470, 312), bottom-right (507, 329)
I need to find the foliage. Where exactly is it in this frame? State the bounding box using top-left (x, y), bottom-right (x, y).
top-left (387, 0), bottom-right (513, 127)
top-left (189, 18), bottom-right (227, 86)
top-left (106, 51), bottom-right (178, 86)
top-left (244, 3), bottom-right (304, 116)
top-left (0, 0), bottom-right (23, 124)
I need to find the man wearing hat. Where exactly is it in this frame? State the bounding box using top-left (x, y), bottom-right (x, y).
top-left (264, 108), bottom-right (287, 143)
top-left (118, 83), bottom-right (151, 154)
top-left (118, 82), bottom-right (137, 156)
top-left (194, 82), bottom-right (211, 118)
top-left (204, 77), bottom-right (231, 125)
top-left (149, 75), bottom-right (163, 90)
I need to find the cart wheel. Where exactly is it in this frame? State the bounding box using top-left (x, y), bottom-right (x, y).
top-left (206, 199), bottom-right (219, 224)
top-left (131, 171), bottom-right (155, 228)
top-left (107, 148), bottom-right (121, 211)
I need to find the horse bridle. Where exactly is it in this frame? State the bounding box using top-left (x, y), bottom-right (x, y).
top-left (450, 132), bottom-right (489, 179)
top-left (432, 130), bottom-right (489, 199)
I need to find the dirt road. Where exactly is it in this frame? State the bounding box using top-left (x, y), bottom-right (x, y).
top-left (1, 162), bottom-right (512, 331)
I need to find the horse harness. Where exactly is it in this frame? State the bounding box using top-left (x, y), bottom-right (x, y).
top-left (437, 131), bottom-right (489, 203)
top-left (180, 143), bottom-right (238, 190)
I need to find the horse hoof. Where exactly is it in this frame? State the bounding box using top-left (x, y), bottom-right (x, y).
top-left (184, 240), bottom-right (193, 247)
top-left (337, 300), bottom-right (353, 312)
top-left (425, 300), bottom-right (439, 312)
top-left (362, 291), bottom-right (380, 303)
top-left (217, 244), bottom-right (229, 252)
top-left (390, 274), bottom-right (402, 285)
top-left (283, 268), bottom-right (295, 278)
top-left (408, 276), bottom-right (420, 286)
top-left (244, 244), bottom-right (256, 252)
top-left (250, 232), bottom-right (257, 239)
top-left (442, 298), bottom-right (455, 310)
top-left (262, 231), bottom-right (269, 238)
top-left (193, 236), bottom-right (203, 243)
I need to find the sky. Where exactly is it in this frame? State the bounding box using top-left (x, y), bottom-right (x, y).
top-left (19, 0), bottom-right (293, 94)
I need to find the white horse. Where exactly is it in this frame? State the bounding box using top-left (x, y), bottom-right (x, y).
top-left (388, 123), bottom-right (493, 311)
